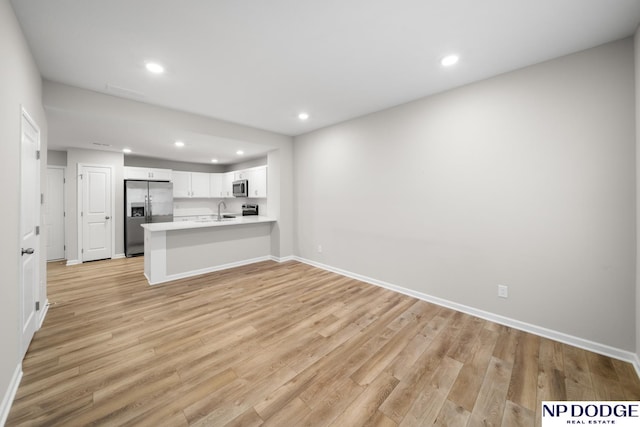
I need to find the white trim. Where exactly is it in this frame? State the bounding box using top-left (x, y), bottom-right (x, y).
top-left (113, 253), bottom-right (125, 259)
top-left (19, 107), bottom-right (41, 361)
top-left (633, 354), bottom-right (640, 380)
top-left (66, 259), bottom-right (81, 266)
top-left (77, 163), bottom-right (116, 262)
top-left (0, 364), bottom-right (22, 427)
top-left (37, 298), bottom-right (49, 329)
top-left (292, 256), bottom-right (640, 370)
top-left (46, 165), bottom-right (66, 261)
top-left (270, 255), bottom-right (296, 262)
top-left (148, 256), bottom-right (273, 285)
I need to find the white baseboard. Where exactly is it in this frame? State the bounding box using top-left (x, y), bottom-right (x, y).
top-left (270, 255), bottom-right (296, 263)
top-left (37, 298), bottom-right (49, 329)
top-left (292, 256), bottom-right (640, 374)
top-left (65, 259), bottom-right (81, 266)
top-left (148, 256), bottom-right (273, 285)
top-left (633, 354), bottom-right (640, 380)
top-left (112, 253), bottom-right (125, 259)
top-left (0, 364), bottom-right (22, 427)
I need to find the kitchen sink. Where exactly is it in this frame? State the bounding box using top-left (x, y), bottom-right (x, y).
top-left (194, 218), bottom-right (236, 223)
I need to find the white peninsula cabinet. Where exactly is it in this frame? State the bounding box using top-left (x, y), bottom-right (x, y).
top-left (124, 166), bottom-right (172, 181)
top-left (172, 171), bottom-right (210, 198)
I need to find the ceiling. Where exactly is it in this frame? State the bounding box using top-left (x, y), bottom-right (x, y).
top-left (11, 0), bottom-right (640, 164)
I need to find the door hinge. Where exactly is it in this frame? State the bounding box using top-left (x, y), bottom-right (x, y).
top-left (63, 211), bottom-right (66, 217)
top-left (81, 211), bottom-right (83, 217)
top-left (36, 150), bottom-right (40, 160)
top-left (81, 248), bottom-right (84, 254)
top-left (41, 193), bottom-right (44, 204)
top-left (35, 226), bottom-right (40, 235)
top-left (35, 301), bottom-right (40, 311)
top-left (63, 178), bottom-right (66, 184)
top-left (64, 244), bottom-right (66, 250)
top-left (79, 174), bottom-right (83, 180)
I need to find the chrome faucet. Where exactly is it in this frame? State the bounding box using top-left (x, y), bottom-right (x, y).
top-left (217, 201), bottom-right (227, 221)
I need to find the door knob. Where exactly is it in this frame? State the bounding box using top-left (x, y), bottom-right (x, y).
top-left (21, 248), bottom-right (34, 256)
top-left (105, 216), bottom-right (111, 220)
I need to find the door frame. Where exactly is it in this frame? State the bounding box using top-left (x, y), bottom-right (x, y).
top-left (77, 163), bottom-right (115, 262)
top-left (46, 165), bottom-right (66, 261)
top-left (19, 106), bottom-right (41, 358)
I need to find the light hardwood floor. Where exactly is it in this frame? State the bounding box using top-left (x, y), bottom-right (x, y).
top-left (7, 258), bottom-right (640, 426)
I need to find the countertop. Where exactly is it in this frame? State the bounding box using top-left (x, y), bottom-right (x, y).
top-left (141, 215), bottom-right (276, 232)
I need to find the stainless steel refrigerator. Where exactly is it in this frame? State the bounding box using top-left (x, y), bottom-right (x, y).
top-left (125, 180), bottom-right (173, 257)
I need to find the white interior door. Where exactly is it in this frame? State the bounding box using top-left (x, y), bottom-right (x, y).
top-left (81, 166), bottom-right (112, 261)
top-left (45, 167), bottom-right (65, 260)
top-left (20, 109), bottom-right (40, 358)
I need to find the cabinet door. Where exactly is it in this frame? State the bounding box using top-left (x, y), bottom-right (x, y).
top-left (222, 172), bottom-right (235, 198)
top-left (210, 173), bottom-right (223, 197)
top-left (172, 171), bottom-right (191, 197)
top-left (149, 168), bottom-right (172, 181)
top-left (234, 170), bottom-right (248, 180)
top-left (247, 166), bottom-right (267, 198)
top-left (191, 172), bottom-right (210, 198)
top-left (124, 167), bottom-right (149, 180)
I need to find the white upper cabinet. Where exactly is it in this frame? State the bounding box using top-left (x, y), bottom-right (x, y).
top-left (172, 171), bottom-right (191, 198)
top-left (124, 166), bottom-right (172, 181)
top-left (209, 173), bottom-right (223, 198)
top-left (172, 167), bottom-right (266, 199)
top-left (234, 170), bottom-right (248, 181)
top-left (190, 172), bottom-right (210, 197)
top-left (246, 166), bottom-right (267, 198)
top-left (172, 171), bottom-right (209, 198)
top-left (222, 172), bottom-right (235, 198)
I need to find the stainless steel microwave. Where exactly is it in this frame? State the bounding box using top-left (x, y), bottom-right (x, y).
top-left (232, 179), bottom-right (248, 197)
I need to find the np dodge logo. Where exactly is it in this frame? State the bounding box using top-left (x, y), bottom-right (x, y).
top-left (542, 401), bottom-right (640, 426)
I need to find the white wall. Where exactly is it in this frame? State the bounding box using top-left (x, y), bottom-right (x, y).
top-left (65, 148), bottom-right (125, 261)
top-left (635, 27), bottom-right (640, 365)
top-left (0, 0), bottom-right (47, 421)
top-left (295, 38), bottom-right (635, 352)
top-left (47, 149), bottom-right (67, 166)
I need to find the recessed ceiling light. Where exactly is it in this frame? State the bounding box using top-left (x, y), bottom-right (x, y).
top-left (440, 55), bottom-right (459, 67)
top-left (298, 112), bottom-right (310, 120)
top-left (174, 141), bottom-right (185, 147)
top-left (145, 62), bottom-right (165, 74)
top-left (211, 158), bottom-right (218, 163)
top-left (236, 150), bottom-right (244, 155)
top-left (123, 148), bottom-right (132, 154)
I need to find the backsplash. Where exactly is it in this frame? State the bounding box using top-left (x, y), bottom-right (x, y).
top-left (173, 197), bottom-right (267, 217)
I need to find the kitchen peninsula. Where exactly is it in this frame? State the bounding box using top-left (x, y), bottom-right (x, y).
top-left (141, 216), bottom-right (276, 285)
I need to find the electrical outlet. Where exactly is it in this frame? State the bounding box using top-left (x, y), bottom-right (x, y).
top-left (317, 244), bottom-right (322, 253)
top-left (498, 285), bottom-right (508, 299)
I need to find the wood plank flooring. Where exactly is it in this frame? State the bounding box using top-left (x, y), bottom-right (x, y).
top-left (7, 258), bottom-right (640, 426)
